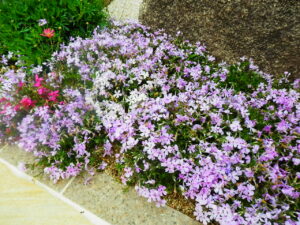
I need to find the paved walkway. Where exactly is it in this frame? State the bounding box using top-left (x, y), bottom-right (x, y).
top-left (0, 160), bottom-right (109, 225)
top-left (107, 0), bottom-right (143, 22)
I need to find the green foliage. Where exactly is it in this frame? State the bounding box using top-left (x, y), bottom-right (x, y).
top-left (220, 61), bottom-right (267, 93)
top-left (0, 0), bottom-right (108, 66)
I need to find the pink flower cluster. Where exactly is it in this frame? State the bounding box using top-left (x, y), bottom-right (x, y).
top-left (34, 74), bottom-right (59, 102)
top-left (0, 63), bottom-right (60, 141)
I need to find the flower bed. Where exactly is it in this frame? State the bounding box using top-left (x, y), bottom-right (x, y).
top-left (1, 21), bottom-right (299, 225)
top-left (0, 0), bottom-right (108, 66)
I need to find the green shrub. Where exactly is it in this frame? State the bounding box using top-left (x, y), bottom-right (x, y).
top-left (0, 0), bottom-right (108, 66)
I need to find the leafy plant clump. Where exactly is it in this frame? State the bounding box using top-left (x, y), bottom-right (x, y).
top-left (1, 21), bottom-right (300, 225)
top-left (0, 55), bottom-right (105, 181)
top-left (0, 0), bottom-right (108, 66)
top-left (50, 22), bottom-right (300, 225)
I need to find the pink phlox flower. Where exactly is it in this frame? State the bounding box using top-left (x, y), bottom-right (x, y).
top-left (20, 97), bottom-right (36, 109)
top-left (48, 90), bottom-right (59, 102)
top-left (0, 97), bottom-right (7, 103)
top-left (14, 104), bottom-right (21, 111)
top-left (34, 74), bottom-right (44, 87)
top-left (37, 87), bottom-right (49, 96)
top-left (18, 81), bottom-right (24, 88)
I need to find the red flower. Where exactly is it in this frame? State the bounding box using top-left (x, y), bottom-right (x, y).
top-left (34, 74), bottom-right (43, 87)
top-left (18, 81), bottom-right (24, 88)
top-left (5, 128), bottom-right (11, 134)
top-left (48, 90), bottom-right (59, 102)
top-left (14, 104), bottom-right (21, 111)
top-left (17, 81), bottom-right (25, 92)
top-left (37, 87), bottom-right (49, 96)
top-left (20, 97), bottom-right (36, 109)
top-left (40, 28), bottom-right (55, 38)
top-left (0, 97), bottom-right (7, 103)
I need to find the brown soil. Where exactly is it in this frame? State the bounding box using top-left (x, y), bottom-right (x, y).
top-left (103, 0), bottom-right (113, 7)
top-left (166, 192), bottom-right (196, 219)
top-left (140, 0), bottom-right (300, 80)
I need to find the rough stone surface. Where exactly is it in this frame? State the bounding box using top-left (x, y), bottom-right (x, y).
top-left (140, 0), bottom-right (300, 79)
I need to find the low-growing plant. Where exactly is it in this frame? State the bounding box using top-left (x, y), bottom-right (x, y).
top-left (49, 22), bottom-right (300, 224)
top-left (0, 0), bottom-right (108, 65)
top-left (1, 21), bottom-right (299, 225)
top-left (0, 57), bottom-right (63, 141)
top-left (18, 90), bottom-right (106, 182)
top-left (219, 60), bottom-right (268, 93)
top-left (0, 56), bottom-right (107, 179)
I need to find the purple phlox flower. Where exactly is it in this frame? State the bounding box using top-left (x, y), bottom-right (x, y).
top-left (292, 158), bottom-right (300, 166)
top-left (237, 183), bottom-right (255, 201)
top-left (225, 165), bottom-right (232, 175)
top-left (272, 185), bottom-right (300, 199)
top-left (135, 185), bottom-right (167, 207)
top-left (38, 19), bottom-right (47, 26)
top-left (257, 175), bottom-right (266, 183)
top-left (44, 166), bottom-right (63, 183)
top-left (176, 78), bottom-right (187, 89)
top-left (103, 140), bottom-right (112, 156)
top-left (73, 138), bottom-right (87, 157)
top-left (263, 125), bottom-right (272, 133)
top-left (227, 167), bottom-right (242, 183)
top-left (276, 120), bottom-right (290, 133)
top-left (210, 113), bottom-right (223, 126)
top-left (65, 163), bottom-right (81, 178)
top-left (292, 79), bottom-right (300, 89)
top-left (244, 169), bottom-right (254, 178)
top-left (124, 167), bottom-right (133, 178)
top-left (192, 124), bottom-right (203, 131)
top-left (175, 114), bottom-right (191, 124)
top-left (259, 145), bottom-right (278, 162)
top-left (98, 162), bottom-right (108, 170)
